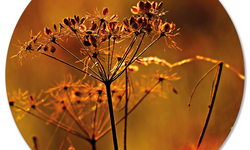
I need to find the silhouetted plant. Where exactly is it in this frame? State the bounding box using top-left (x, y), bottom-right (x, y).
top-left (8, 1), bottom-right (244, 150)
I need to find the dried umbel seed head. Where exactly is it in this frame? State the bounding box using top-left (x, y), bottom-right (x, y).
top-left (37, 44), bottom-right (43, 51)
top-left (144, 1), bottom-right (151, 12)
top-left (74, 91), bottom-right (82, 97)
top-left (50, 46), bottom-right (56, 53)
top-left (90, 35), bottom-right (97, 47)
top-left (90, 21), bottom-right (97, 31)
top-left (162, 22), bottom-right (170, 32)
top-left (123, 18), bottom-right (129, 28)
top-left (43, 45), bottom-right (49, 51)
top-left (83, 39), bottom-right (91, 46)
top-left (131, 21), bottom-right (139, 30)
top-left (74, 15), bottom-right (80, 23)
top-left (97, 98), bottom-right (104, 103)
top-left (108, 22), bottom-right (118, 32)
top-left (31, 104), bottom-right (36, 109)
top-left (53, 23), bottom-right (57, 31)
top-left (9, 101), bottom-right (14, 106)
top-left (103, 7), bottom-right (109, 16)
top-left (137, 17), bottom-right (143, 25)
top-left (29, 95), bottom-right (34, 101)
top-left (63, 86), bottom-right (68, 90)
top-left (156, 1), bottom-right (163, 10)
top-left (171, 86), bottom-right (178, 94)
top-left (151, 1), bottom-right (157, 9)
top-left (79, 25), bottom-right (87, 32)
top-left (63, 18), bottom-right (71, 26)
top-left (71, 18), bottom-right (76, 26)
top-left (44, 27), bottom-right (52, 35)
top-left (145, 23), bottom-right (152, 33)
top-left (110, 14), bottom-right (117, 21)
top-left (130, 16), bottom-right (136, 25)
top-left (170, 22), bottom-right (176, 31)
top-left (131, 6), bottom-right (139, 14)
top-left (138, 1), bottom-right (145, 12)
top-left (59, 22), bottom-right (64, 29)
top-left (80, 17), bottom-right (87, 24)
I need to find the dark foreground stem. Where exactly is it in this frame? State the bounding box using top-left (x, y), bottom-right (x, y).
top-left (124, 69), bottom-right (129, 150)
top-left (90, 139), bottom-right (96, 150)
top-left (97, 80), bottom-right (161, 140)
top-left (196, 62), bottom-right (223, 150)
top-left (105, 82), bottom-right (119, 150)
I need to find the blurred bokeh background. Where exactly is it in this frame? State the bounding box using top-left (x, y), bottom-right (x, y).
top-left (6, 0), bottom-right (244, 150)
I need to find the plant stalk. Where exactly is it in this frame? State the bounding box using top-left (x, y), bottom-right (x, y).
top-left (105, 82), bottom-right (119, 150)
top-left (196, 62), bottom-right (223, 150)
top-left (124, 68), bottom-right (129, 150)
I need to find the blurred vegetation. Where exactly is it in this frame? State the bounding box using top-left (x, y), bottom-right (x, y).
top-left (6, 0), bottom-right (244, 150)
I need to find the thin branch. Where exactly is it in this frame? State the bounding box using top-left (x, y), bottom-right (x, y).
top-left (65, 89), bottom-right (90, 137)
top-left (112, 32), bottom-right (156, 81)
top-left (196, 62), bottom-right (223, 150)
top-left (188, 62), bottom-right (223, 110)
top-left (40, 52), bottom-right (103, 82)
top-left (54, 42), bottom-right (103, 80)
top-left (110, 39), bottom-right (116, 77)
top-left (74, 32), bottom-right (106, 80)
top-left (92, 103), bottom-right (98, 138)
top-left (96, 103), bottom-right (109, 136)
top-left (108, 37), bottom-right (111, 77)
top-left (110, 34), bottom-right (138, 80)
top-left (13, 105), bottom-right (89, 141)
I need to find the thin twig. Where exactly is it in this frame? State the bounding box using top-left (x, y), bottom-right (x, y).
top-left (110, 34), bottom-right (138, 80)
top-left (65, 89), bottom-right (90, 137)
top-left (196, 62), bottom-right (223, 150)
top-left (188, 62), bottom-right (223, 110)
top-left (40, 52), bottom-right (103, 82)
top-left (112, 33), bottom-right (160, 81)
top-left (74, 32), bottom-right (106, 80)
top-left (54, 42), bottom-right (103, 80)
top-left (13, 105), bottom-right (89, 141)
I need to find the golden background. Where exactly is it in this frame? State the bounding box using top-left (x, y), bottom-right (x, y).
top-left (6, 0), bottom-right (244, 150)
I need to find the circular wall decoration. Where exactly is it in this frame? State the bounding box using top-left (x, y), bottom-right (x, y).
top-left (5, 0), bottom-right (245, 150)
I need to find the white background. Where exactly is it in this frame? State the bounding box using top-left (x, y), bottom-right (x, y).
top-left (0, 0), bottom-right (249, 149)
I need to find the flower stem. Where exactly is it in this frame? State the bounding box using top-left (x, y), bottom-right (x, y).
top-left (124, 68), bottom-right (129, 150)
top-left (90, 139), bottom-right (97, 150)
top-left (196, 62), bottom-right (223, 150)
top-left (97, 79), bottom-right (161, 140)
top-left (105, 82), bottom-right (119, 150)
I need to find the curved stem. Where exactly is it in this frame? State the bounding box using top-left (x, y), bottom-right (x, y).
top-left (196, 62), bottom-right (223, 150)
